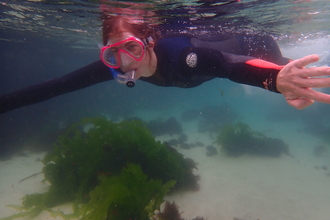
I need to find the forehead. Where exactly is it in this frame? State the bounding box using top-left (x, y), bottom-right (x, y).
top-left (107, 32), bottom-right (137, 45)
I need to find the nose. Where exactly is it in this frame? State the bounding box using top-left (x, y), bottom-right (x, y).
top-left (119, 52), bottom-right (135, 68)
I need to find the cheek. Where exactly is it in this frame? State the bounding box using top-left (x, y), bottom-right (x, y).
top-left (135, 66), bottom-right (148, 78)
top-left (136, 55), bottom-right (149, 70)
top-left (134, 70), bottom-right (142, 79)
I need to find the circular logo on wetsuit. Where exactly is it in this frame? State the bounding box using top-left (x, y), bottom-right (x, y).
top-left (186, 52), bottom-right (197, 68)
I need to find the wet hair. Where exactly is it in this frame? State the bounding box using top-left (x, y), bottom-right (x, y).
top-left (101, 14), bottom-right (159, 46)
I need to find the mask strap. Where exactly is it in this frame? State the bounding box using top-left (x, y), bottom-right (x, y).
top-left (142, 36), bottom-right (153, 47)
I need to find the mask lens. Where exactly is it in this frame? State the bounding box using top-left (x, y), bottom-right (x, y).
top-left (124, 41), bottom-right (143, 58)
top-left (101, 37), bottom-right (145, 68)
top-left (102, 47), bottom-right (119, 67)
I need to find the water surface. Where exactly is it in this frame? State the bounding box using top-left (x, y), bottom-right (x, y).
top-left (1, 0), bottom-right (330, 219)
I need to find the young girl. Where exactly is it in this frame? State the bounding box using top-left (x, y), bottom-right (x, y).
top-left (1, 15), bottom-right (330, 114)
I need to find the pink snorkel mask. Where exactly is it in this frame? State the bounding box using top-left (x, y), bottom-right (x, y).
top-left (100, 35), bottom-right (153, 87)
top-left (100, 36), bottom-right (146, 68)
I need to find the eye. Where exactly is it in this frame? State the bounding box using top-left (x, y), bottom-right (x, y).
top-left (109, 47), bottom-right (118, 54)
top-left (125, 42), bottom-right (142, 56)
top-left (126, 43), bottom-right (138, 51)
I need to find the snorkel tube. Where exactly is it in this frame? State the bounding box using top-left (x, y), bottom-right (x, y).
top-left (109, 68), bottom-right (136, 87)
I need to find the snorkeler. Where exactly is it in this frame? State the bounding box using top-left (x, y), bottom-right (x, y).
top-left (1, 15), bottom-right (330, 114)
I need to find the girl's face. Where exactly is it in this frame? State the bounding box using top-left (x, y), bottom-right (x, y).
top-left (101, 32), bottom-right (157, 80)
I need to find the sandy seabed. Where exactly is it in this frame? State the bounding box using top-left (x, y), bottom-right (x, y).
top-left (1, 120), bottom-right (330, 220)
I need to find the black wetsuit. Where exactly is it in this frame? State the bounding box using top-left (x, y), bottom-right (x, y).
top-left (0, 33), bottom-right (290, 114)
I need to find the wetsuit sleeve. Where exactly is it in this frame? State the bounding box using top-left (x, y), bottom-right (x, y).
top-left (179, 47), bottom-right (287, 93)
top-left (220, 52), bottom-right (284, 92)
top-left (0, 60), bottom-right (112, 114)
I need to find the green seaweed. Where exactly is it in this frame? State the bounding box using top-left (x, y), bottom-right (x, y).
top-left (1, 117), bottom-right (198, 220)
top-left (78, 164), bottom-right (175, 220)
top-left (216, 122), bottom-right (292, 157)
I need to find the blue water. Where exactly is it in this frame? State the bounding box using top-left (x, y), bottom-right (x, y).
top-left (1, 0), bottom-right (330, 219)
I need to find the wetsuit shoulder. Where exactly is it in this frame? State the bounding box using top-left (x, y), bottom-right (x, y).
top-left (141, 36), bottom-right (195, 87)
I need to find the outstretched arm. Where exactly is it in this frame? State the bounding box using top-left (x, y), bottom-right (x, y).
top-left (276, 54), bottom-right (330, 109)
top-left (178, 47), bottom-right (330, 109)
top-left (178, 47), bottom-right (286, 92)
top-left (218, 52), bottom-right (330, 109)
top-left (0, 60), bottom-right (112, 114)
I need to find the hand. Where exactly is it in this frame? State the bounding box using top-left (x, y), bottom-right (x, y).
top-left (276, 54), bottom-right (330, 109)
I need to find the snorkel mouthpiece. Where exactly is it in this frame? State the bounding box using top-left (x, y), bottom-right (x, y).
top-left (123, 70), bottom-right (136, 88)
top-left (110, 68), bottom-right (136, 87)
top-left (116, 70), bottom-right (135, 88)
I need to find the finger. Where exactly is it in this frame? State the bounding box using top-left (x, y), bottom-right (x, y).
top-left (294, 76), bottom-right (330, 88)
top-left (298, 66), bottom-right (330, 78)
top-left (299, 67), bottom-right (330, 78)
top-left (295, 88), bottom-right (330, 104)
top-left (293, 54), bottom-right (320, 69)
top-left (287, 98), bottom-right (314, 109)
